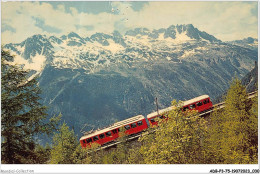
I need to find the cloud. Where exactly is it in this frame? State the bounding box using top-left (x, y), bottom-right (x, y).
top-left (122, 1), bottom-right (258, 41)
top-left (2, 2), bottom-right (122, 43)
top-left (33, 17), bottom-right (61, 33)
top-left (75, 25), bottom-right (94, 31)
top-left (1, 1), bottom-right (258, 44)
top-left (2, 23), bottom-right (16, 33)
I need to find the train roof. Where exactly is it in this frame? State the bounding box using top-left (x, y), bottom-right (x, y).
top-left (147, 95), bottom-right (210, 119)
top-left (80, 115), bottom-right (145, 140)
top-left (147, 106), bottom-right (175, 119)
top-left (111, 115), bottom-right (145, 128)
top-left (182, 95), bottom-right (209, 106)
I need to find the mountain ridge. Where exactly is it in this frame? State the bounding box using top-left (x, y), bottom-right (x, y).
top-left (226, 37), bottom-right (258, 51)
top-left (5, 24), bottom-right (250, 75)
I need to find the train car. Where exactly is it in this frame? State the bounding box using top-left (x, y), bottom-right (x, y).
top-left (80, 115), bottom-right (148, 148)
top-left (147, 106), bottom-right (174, 126)
top-left (182, 95), bottom-right (213, 113)
top-left (147, 95), bottom-right (213, 125)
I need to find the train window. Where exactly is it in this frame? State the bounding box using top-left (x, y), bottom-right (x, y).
top-left (183, 106), bottom-right (189, 111)
top-left (190, 104), bottom-right (196, 109)
top-left (83, 140), bottom-right (86, 143)
top-left (124, 125), bottom-right (131, 130)
top-left (131, 123), bottom-right (137, 128)
top-left (159, 115), bottom-right (164, 119)
top-left (105, 131), bottom-right (112, 137)
top-left (203, 99), bottom-right (209, 104)
top-left (196, 101), bottom-right (203, 107)
top-left (137, 121), bottom-right (143, 126)
top-left (93, 136), bottom-right (99, 141)
top-left (99, 134), bottom-right (105, 139)
top-left (117, 128), bottom-right (121, 132)
top-left (150, 118), bottom-right (155, 123)
top-left (86, 138), bottom-right (93, 143)
top-left (112, 129), bottom-right (117, 134)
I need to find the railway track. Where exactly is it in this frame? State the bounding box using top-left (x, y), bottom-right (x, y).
top-left (91, 91), bottom-right (257, 152)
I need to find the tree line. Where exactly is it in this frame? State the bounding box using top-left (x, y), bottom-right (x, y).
top-left (1, 49), bottom-right (258, 164)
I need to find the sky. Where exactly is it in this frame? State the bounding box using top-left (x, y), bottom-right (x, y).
top-left (1, 1), bottom-right (258, 44)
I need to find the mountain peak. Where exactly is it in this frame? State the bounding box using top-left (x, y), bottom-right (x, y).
top-left (49, 36), bottom-right (63, 44)
top-left (226, 37), bottom-right (258, 51)
top-left (243, 37), bottom-right (258, 44)
top-left (124, 24), bottom-right (221, 43)
top-left (22, 34), bottom-right (47, 43)
top-left (125, 27), bottom-right (151, 36)
top-left (167, 24), bottom-right (221, 43)
top-left (68, 32), bottom-right (82, 39)
top-left (112, 30), bottom-right (122, 37)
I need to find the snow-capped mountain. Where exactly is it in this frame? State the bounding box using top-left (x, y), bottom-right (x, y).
top-left (4, 24), bottom-right (258, 137)
top-left (226, 37), bottom-right (258, 51)
top-left (6, 24), bottom-right (222, 73)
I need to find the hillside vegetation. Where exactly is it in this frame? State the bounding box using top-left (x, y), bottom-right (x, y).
top-left (48, 78), bottom-right (258, 164)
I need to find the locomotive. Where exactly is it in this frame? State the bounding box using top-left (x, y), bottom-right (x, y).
top-left (80, 95), bottom-right (213, 148)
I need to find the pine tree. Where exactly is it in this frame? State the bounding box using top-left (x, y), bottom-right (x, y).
top-left (72, 144), bottom-right (91, 164)
top-left (50, 122), bottom-right (80, 164)
top-left (203, 109), bottom-right (226, 163)
top-left (207, 78), bottom-right (258, 163)
top-left (223, 78), bottom-right (257, 163)
top-left (1, 49), bottom-right (60, 164)
top-left (33, 143), bottom-right (52, 164)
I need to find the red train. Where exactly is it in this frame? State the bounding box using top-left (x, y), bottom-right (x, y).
top-left (147, 95), bottom-right (213, 125)
top-left (80, 115), bottom-right (148, 148)
top-left (80, 95), bottom-right (213, 148)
